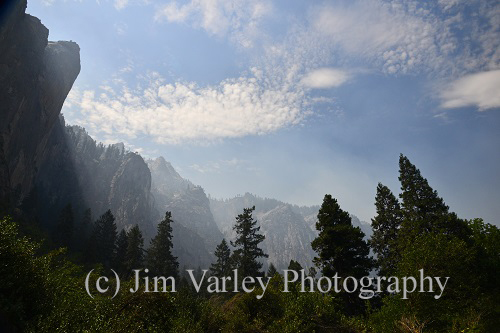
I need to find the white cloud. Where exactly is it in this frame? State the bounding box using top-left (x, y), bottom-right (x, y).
top-left (114, 0), bottom-right (128, 10)
top-left (155, 0), bottom-right (272, 47)
top-left (440, 70), bottom-right (500, 110)
top-left (438, 0), bottom-right (461, 11)
top-left (67, 69), bottom-right (307, 144)
top-left (301, 68), bottom-right (350, 89)
top-left (310, 1), bottom-right (442, 74)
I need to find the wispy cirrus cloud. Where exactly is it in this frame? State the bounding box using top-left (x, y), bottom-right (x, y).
top-left (154, 0), bottom-right (272, 48)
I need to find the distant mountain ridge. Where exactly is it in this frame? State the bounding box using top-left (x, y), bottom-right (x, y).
top-left (210, 193), bottom-right (372, 270)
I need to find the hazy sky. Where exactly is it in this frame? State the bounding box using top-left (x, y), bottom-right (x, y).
top-left (27, 0), bottom-right (500, 224)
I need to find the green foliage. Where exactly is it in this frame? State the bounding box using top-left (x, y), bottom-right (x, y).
top-left (369, 183), bottom-right (402, 275)
top-left (114, 229), bottom-right (128, 275)
top-left (146, 211), bottom-right (178, 278)
top-left (125, 225), bottom-right (144, 273)
top-left (210, 238), bottom-right (232, 278)
top-left (369, 155), bottom-right (500, 332)
top-left (267, 263), bottom-right (278, 277)
top-left (398, 154), bottom-right (470, 243)
top-left (231, 206), bottom-right (268, 278)
top-left (287, 259), bottom-right (303, 272)
top-left (312, 194), bottom-right (373, 278)
top-left (90, 209), bottom-right (117, 268)
top-left (1, 153), bottom-right (498, 332)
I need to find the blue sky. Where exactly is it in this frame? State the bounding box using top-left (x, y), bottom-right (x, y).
top-left (27, 0), bottom-right (500, 224)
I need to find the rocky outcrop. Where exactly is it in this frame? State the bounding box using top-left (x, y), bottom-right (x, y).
top-left (210, 193), bottom-right (373, 270)
top-left (148, 157), bottom-right (224, 267)
top-left (210, 193), bottom-right (317, 270)
top-left (0, 0), bottom-right (80, 209)
top-left (65, 126), bottom-right (157, 239)
top-left (259, 205), bottom-right (316, 270)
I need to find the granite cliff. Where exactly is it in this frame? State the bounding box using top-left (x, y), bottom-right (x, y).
top-left (0, 0), bottom-right (80, 212)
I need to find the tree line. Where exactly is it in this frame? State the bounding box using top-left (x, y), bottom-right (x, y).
top-left (0, 154), bottom-right (498, 332)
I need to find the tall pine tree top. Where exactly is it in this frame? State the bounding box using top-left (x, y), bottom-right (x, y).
top-left (146, 211), bottom-right (178, 278)
top-left (399, 154), bottom-right (449, 219)
top-left (91, 209), bottom-right (117, 268)
top-left (114, 229), bottom-right (128, 275)
top-left (398, 154), bottom-right (469, 239)
top-left (370, 183), bottom-right (402, 275)
top-left (210, 239), bottom-right (232, 278)
top-left (231, 206), bottom-right (268, 278)
top-left (126, 225), bottom-right (144, 273)
top-left (312, 195), bottom-right (373, 278)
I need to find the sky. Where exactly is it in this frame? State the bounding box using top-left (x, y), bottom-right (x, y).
top-left (27, 0), bottom-right (500, 225)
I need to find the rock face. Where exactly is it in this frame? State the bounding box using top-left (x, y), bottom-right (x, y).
top-left (0, 0), bottom-right (80, 210)
top-left (259, 205), bottom-right (316, 270)
top-left (210, 193), bottom-right (373, 270)
top-left (65, 126), bottom-right (157, 239)
top-left (210, 193), bottom-right (317, 270)
top-left (148, 157), bottom-right (223, 268)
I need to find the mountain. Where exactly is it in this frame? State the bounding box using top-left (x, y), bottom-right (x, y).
top-left (210, 193), bottom-right (373, 270)
top-left (210, 193), bottom-right (317, 270)
top-left (148, 157), bottom-right (223, 267)
top-left (259, 204), bottom-right (316, 270)
top-left (0, 0), bottom-right (80, 214)
top-left (64, 125), bottom-right (158, 239)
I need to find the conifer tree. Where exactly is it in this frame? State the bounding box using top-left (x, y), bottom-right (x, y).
top-left (146, 212), bottom-right (178, 278)
top-left (308, 266), bottom-right (317, 278)
top-left (125, 225), bottom-right (144, 273)
top-left (231, 206), bottom-right (268, 277)
top-left (311, 195), bottom-right (373, 278)
top-left (267, 263), bottom-right (278, 277)
top-left (210, 239), bottom-right (232, 277)
top-left (311, 194), bottom-right (373, 315)
top-left (114, 229), bottom-right (128, 275)
top-left (287, 259), bottom-right (303, 271)
top-left (55, 204), bottom-right (74, 248)
top-left (369, 183), bottom-right (402, 275)
top-left (398, 154), bottom-right (469, 241)
top-left (91, 209), bottom-right (117, 267)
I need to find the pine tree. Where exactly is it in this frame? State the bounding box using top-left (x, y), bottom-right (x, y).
top-left (308, 266), bottom-right (317, 278)
top-left (125, 225), bottom-right (144, 273)
top-left (210, 239), bottom-right (232, 277)
top-left (267, 263), bottom-right (278, 277)
top-left (146, 212), bottom-right (178, 278)
top-left (369, 183), bottom-right (402, 275)
top-left (287, 259), bottom-right (303, 271)
top-left (114, 229), bottom-right (128, 275)
top-left (398, 154), bottom-right (469, 241)
top-left (91, 209), bottom-right (117, 267)
top-left (231, 206), bottom-right (268, 277)
top-left (55, 204), bottom-right (74, 248)
top-left (311, 194), bottom-right (374, 315)
top-left (311, 195), bottom-right (373, 278)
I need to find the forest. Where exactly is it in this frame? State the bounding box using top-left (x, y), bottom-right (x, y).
top-left (1, 154), bottom-right (498, 332)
